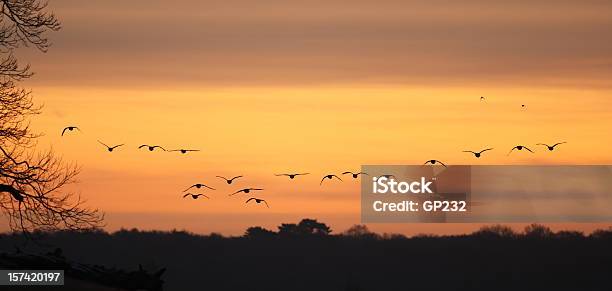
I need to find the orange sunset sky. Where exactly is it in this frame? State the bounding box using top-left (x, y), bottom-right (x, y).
top-left (5, 0), bottom-right (612, 235)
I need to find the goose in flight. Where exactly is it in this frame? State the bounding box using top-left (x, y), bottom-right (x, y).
top-left (424, 160), bottom-right (447, 167)
top-left (184, 183), bottom-right (216, 192)
top-left (320, 174), bottom-right (342, 185)
top-left (138, 145), bottom-right (166, 152)
top-left (98, 141), bottom-right (124, 152)
top-left (61, 126), bottom-right (80, 136)
top-left (463, 148), bottom-right (494, 158)
top-left (182, 193), bottom-right (209, 200)
top-left (275, 173), bottom-right (309, 179)
top-left (170, 149), bottom-right (200, 154)
top-left (230, 188), bottom-right (263, 196)
top-left (216, 175), bottom-right (243, 184)
top-left (508, 145), bottom-right (534, 155)
top-left (536, 142), bottom-right (567, 151)
top-left (246, 197), bottom-right (269, 208)
top-left (342, 171), bottom-right (369, 178)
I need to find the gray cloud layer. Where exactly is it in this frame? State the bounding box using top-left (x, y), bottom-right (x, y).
top-left (16, 0), bottom-right (612, 87)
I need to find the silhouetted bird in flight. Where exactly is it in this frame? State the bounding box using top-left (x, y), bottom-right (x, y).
top-left (182, 193), bottom-right (209, 200)
top-left (480, 96), bottom-right (485, 101)
top-left (184, 183), bottom-right (216, 192)
top-left (170, 149), bottom-right (199, 154)
top-left (342, 171), bottom-right (369, 178)
top-left (424, 160), bottom-right (447, 167)
top-left (275, 173), bottom-right (309, 179)
top-left (98, 141), bottom-right (124, 152)
top-left (138, 145), bottom-right (166, 152)
top-left (508, 145), bottom-right (534, 155)
top-left (320, 174), bottom-right (342, 185)
top-left (217, 175), bottom-right (243, 184)
top-left (537, 142), bottom-right (567, 151)
top-left (521, 104), bottom-right (527, 109)
top-left (230, 188), bottom-right (263, 196)
top-left (246, 197), bottom-right (269, 208)
top-left (61, 126), bottom-right (80, 136)
top-left (463, 148), bottom-right (493, 158)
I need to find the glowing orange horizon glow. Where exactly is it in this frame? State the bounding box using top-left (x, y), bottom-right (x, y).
top-left (1, 85), bottom-right (605, 235)
top-left (3, 0), bottom-right (612, 235)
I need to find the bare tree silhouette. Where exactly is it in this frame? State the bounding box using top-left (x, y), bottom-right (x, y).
top-left (524, 223), bottom-right (554, 238)
top-left (0, 0), bottom-right (103, 232)
top-left (343, 225), bottom-right (379, 239)
top-left (473, 224), bottom-right (516, 239)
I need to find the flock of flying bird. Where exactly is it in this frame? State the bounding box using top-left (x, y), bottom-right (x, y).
top-left (60, 96), bottom-right (567, 209)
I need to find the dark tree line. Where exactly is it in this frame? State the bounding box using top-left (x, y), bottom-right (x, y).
top-left (245, 220), bottom-right (612, 241)
top-left (0, 0), bottom-right (103, 232)
top-left (245, 218), bottom-right (332, 237)
top-left (2, 221), bottom-right (611, 291)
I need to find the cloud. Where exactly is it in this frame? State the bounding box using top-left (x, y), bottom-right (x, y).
top-left (13, 0), bottom-right (612, 88)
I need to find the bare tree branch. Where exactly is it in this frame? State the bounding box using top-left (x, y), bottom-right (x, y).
top-left (0, 0), bottom-right (61, 52)
top-left (0, 0), bottom-right (104, 233)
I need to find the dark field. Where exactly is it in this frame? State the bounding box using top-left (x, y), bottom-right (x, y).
top-left (1, 222), bottom-right (611, 291)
